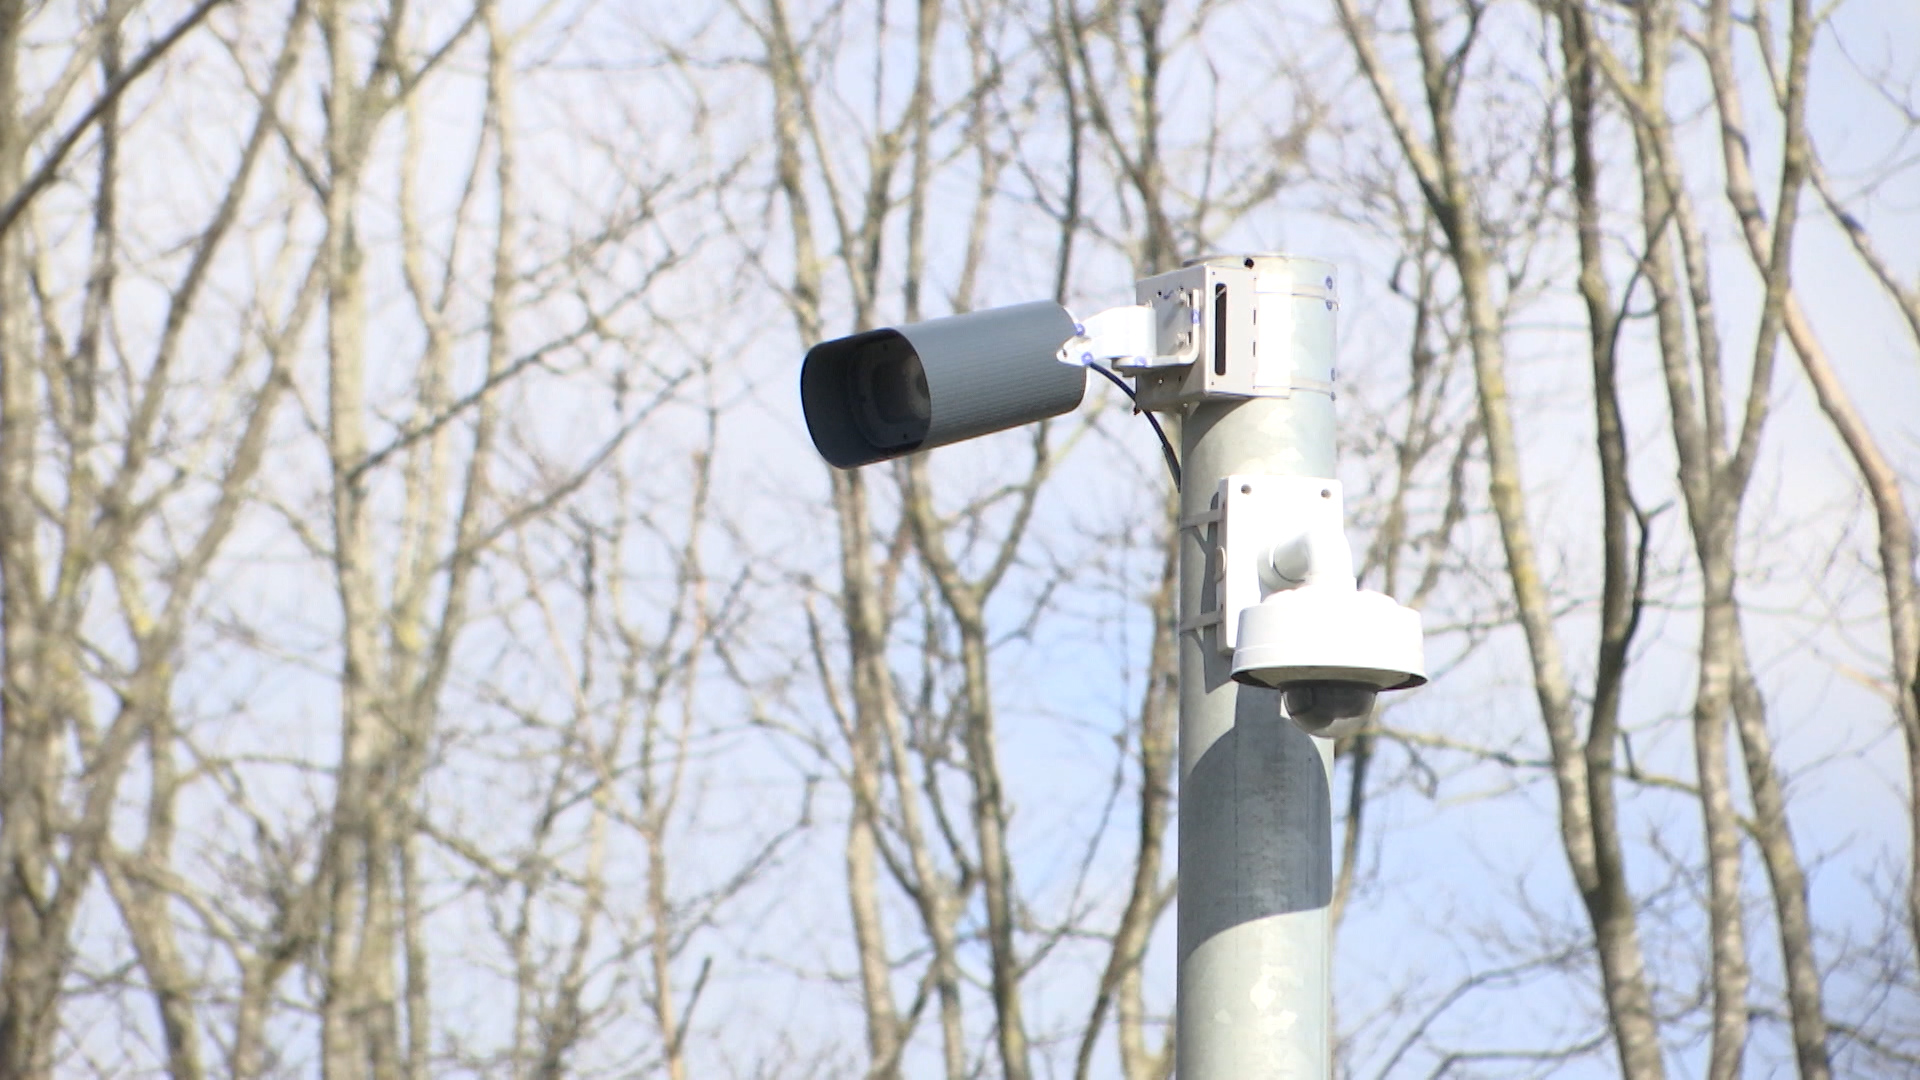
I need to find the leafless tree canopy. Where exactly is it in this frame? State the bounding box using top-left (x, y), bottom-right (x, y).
top-left (0, 0), bottom-right (1914, 1077)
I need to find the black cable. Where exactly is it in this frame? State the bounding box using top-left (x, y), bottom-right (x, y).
top-left (1087, 362), bottom-right (1181, 491)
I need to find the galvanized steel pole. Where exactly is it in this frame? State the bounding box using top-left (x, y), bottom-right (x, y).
top-left (1174, 254), bottom-right (1340, 1078)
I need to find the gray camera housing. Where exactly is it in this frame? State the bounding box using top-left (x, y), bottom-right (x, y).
top-left (801, 301), bottom-right (1087, 469)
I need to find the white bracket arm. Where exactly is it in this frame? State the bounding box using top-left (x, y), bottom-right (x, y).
top-left (1057, 297), bottom-right (1204, 371)
top-left (1057, 304), bottom-right (1157, 367)
top-left (1215, 475), bottom-right (1351, 652)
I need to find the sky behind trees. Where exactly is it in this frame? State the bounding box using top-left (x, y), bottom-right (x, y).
top-left (0, 1), bottom-right (1916, 1078)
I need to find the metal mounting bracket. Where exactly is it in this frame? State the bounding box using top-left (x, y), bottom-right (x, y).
top-left (1213, 475), bottom-right (1346, 653)
top-left (1117, 261), bottom-right (1339, 413)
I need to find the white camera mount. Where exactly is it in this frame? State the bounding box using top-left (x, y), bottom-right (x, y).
top-left (1182, 474), bottom-right (1425, 737)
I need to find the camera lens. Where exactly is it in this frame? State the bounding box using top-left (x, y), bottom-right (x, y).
top-left (1281, 681), bottom-right (1377, 736)
top-left (849, 337), bottom-right (932, 449)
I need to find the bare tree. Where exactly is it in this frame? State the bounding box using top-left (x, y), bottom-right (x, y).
top-left (1572, 0), bottom-right (1835, 1072)
top-left (5, 1), bottom-right (1912, 1077)
top-left (747, 1), bottom-right (922, 1070)
top-left (0, 4), bottom-right (305, 1075)
top-left (1702, 0), bottom-right (1920, 981)
top-left (0, 2), bottom-right (703, 1075)
top-left (1330, 0), bottom-right (1672, 1074)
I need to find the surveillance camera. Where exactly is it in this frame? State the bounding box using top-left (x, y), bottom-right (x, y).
top-left (1278, 682), bottom-right (1378, 737)
top-left (1231, 583), bottom-right (1425, 740)
top-left (800, 301), bottom-right (1087, 469)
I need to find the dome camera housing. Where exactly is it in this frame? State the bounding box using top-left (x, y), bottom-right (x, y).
top-left (1279, 682), bottom-right (1380, 736)
top-left (1231, 582), bottom-right (1425, 739)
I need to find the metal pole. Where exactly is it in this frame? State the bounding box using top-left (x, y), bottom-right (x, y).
top-left (1176, 254), bottom-right (1339, 1078)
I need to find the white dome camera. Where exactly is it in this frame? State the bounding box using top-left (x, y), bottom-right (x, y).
top-left (1211, 476), bottom-right (1425, 739)
top-left (1231, 584), bottom-right (1425, 737)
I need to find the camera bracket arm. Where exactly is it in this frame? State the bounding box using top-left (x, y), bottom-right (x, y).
top-left (1181, 475), bottom-right (1352, 653)
top-left (1056, 301), bottom-right (1200, 369)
